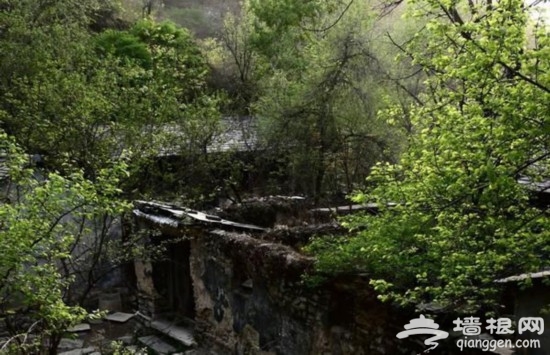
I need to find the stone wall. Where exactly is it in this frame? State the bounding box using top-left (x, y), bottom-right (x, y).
top-left (131, 201), bottom-right (423, 354)
top-left (189, 230), bottom-right (412, 355)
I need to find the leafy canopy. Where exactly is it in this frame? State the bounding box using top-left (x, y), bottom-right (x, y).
top-left (216, 0), bottom-right (402, 199)
top-left (0, 0), bottom-right (222, 196)
top-left (308, 0), bottom-right (550, 313)
top-left (0, 133), bottom-right (129, 352)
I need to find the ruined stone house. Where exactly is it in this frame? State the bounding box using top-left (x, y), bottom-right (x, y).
top-left (129, 199), bottom-right (421, 354)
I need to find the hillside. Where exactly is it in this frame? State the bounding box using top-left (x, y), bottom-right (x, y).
top-left (132, 0), bottom-right (242, 37)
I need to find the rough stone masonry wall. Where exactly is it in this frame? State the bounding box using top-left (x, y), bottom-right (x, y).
top-left (190, 230), bottom-right (412, 355)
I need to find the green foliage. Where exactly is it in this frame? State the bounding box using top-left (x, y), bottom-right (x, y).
top-left (0, 0), bottom-right (222, 199)
top-left (127, 19), bottom-right (211, 101)
top-left (308, 0), bottom-right (550, 313)
top-left (248, 0), bottom-right (341, 63)
top-left (0, 133), bottom-right (129, 352)
top-left (245, 0), bottom-right (402, 199)
top-left (160, 6), bottom-right (208, 36)
top-left (201, 7), bottom-right (266, 115)
top-left (202, 0), bottom-right (414, 201)
top-left (96, 30), bottom-right (152, 68)
top-left (206, 1), bottom-right (418, 201)
top-left (0, 0), bottom-right (223, 349)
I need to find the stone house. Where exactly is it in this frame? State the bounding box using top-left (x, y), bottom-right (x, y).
top-left (130, 200), bottom-right (417, 354)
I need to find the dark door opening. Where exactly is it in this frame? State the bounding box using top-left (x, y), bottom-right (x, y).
top-left (152, 238), bottom-right (195, 322)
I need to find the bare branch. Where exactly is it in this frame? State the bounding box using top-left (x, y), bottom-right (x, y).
top-left (300, 0), bottom-right (355, 33)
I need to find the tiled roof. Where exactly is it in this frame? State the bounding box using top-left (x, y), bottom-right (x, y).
top-left (495, 270), bottom-right (550, 283)
top-left (208, 116), bottom-right (257, 153)
top-left (133, 200), bottom-right (266, 232)
top-left (158, 116), bottom-right (258, 157)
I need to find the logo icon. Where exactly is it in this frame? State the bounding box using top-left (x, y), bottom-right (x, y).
top-left (397, 314), bottom-right (449, 352)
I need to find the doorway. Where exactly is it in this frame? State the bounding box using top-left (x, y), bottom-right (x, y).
top-left (152, 238), bottom-right (195, 322)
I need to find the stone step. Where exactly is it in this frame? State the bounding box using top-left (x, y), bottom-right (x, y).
top-left (138, 335), bottom-right (177, 355)
top-left (58, 347), bottom-right (96, 355)
top-left (150, 320), bottom-right (196, 347)
top-left (58, 338), bottom-right (85, 350)
top-left (67, 323), bottom-right (91, 332)
top-left (104, 312), bottom-right (135, 323)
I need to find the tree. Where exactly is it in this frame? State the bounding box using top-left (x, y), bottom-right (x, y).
top-left (0, 0), bottom-right (128, 175)
top-left (308, 0), bottom-right (550, 313)
top-left (0, 0), bottom-right (223, 200)
top-left (0, 4), bottom-right (225, 351)
top-left (208, 9), bottom-right (262, 114)
top-left (0, 133), bottom-right (129, 354)
top-left (211, 0), bottom-right (403, 201)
